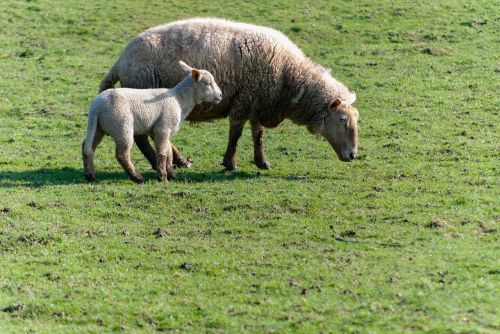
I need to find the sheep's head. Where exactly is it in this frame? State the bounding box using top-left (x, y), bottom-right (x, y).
top-left (179, 60), bottom-right (222, 105)
top-left (319, 94), bottom-right (359, 162)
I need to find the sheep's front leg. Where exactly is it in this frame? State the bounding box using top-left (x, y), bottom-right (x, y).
top-left (172, 144), bottom-right (192, 168)
top-left (134, 135), bottom-right (157, 171)
top-left (115, 141), bottom-right (144, 184)
top-left (154, 135), bottom-right (175, 182)
top-left (222, 118), bottom-right (246, 171)
top-left (250, 119), bottom-right (271, 170)
top-left (135, 135), bottom-right (191, 169)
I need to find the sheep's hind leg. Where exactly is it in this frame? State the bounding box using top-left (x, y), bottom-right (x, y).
top-left (134, 135), bottom-right (157, 171)
top-left (250, 120), bottom-right (271, 170)
top-left (222, 118), bottom-right (246, 171)
top-left (134, 135), bottom-right (190, 170)
top-left (115, 142), bottom-right (144, 183)
top-left (82, 128), bottom-right (105, 181)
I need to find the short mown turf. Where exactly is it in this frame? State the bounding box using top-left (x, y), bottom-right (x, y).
top-left (0, 1), bottom-right (498, 333)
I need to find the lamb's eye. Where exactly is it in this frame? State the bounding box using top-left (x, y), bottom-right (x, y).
top-left (339, 115), bottom-right (347, 122)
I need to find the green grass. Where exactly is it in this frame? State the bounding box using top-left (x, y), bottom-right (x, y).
top-left (0, 0), bottom-right (498, 333)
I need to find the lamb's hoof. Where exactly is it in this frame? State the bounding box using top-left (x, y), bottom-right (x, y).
top-left (255, 159), bottom-right (272, 170)
top-left (84, 173), bottom-right (96, 182)
top-left (174, 157), bottom-right (192, 169)
top-left (222, 160), bottom-right (238, 171)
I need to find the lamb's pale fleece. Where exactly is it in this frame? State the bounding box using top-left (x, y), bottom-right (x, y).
top-left (83, 61), bottom-right (222, 183)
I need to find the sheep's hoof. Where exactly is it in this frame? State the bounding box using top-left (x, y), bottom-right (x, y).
top-left (156, 174), bottom-right (169, 182)
top-left (255, 159), bottom-right (272, 170)
top-left (84, 173), bottom-right (96, 182)
top-left (174, 157), bottom-right (192, 169)
top-left (131, 175), bottom-right (144, 184)
top-left (222, 160), bottom-right (238, 171)
top-left (167, 168), bottom-right (176, 181)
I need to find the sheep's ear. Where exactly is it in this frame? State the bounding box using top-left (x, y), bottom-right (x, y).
top-left (179, 60), bottom-right (192, 75)
top-left (346, 92), bottom-right (356, 104)
top-left (329, 98), bottom-right (342, 111)
top-left (192, 69), bottom-right (203, 81)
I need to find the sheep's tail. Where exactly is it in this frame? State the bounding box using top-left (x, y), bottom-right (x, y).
top-left (83, 104), bottom-right (98, 155)
top-left (99, 63), bottom-right (119, 93)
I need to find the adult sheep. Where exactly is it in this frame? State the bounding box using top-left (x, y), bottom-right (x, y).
top-left (99, 17), bottom-right (359, 171)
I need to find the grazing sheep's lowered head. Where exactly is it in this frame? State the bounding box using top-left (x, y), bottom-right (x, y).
top-left (295, 67), bottom-right (359, 162)
top-left (319, 95), bottom-right (359, 162)
top-left (314, 88), bottom-right (359, 162)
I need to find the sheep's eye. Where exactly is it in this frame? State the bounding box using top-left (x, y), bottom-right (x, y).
top-left (339, 115), bottom-right (348, 122)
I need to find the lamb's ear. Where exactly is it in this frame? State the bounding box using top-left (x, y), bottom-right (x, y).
top-left (179, 60), bottom-right (192, 75)
top-left (346, 92), bottom-right (356, 104)
top-left (192, 69), bottom-right (203, 81)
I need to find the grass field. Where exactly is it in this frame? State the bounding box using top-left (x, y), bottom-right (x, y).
top-left (0, 0), bottom-right (498, 333)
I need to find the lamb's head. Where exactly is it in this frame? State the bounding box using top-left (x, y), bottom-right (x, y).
top-left (179, 60), bottom-right (222, 105)
top-left (319, 95), bottom-right (359, 162)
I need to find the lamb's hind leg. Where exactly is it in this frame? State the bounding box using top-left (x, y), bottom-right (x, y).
top-left (250, 119), bottom-right (271, 170)
top-left (222, 118), bottom-right (246, 171)
top-left (115, 140), bottom-right (144, 183)
top-left (82, 128), bottom-right (105, 181)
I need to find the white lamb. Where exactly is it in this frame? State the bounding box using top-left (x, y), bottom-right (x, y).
top-left (82, 61), bottom-right (222, 183)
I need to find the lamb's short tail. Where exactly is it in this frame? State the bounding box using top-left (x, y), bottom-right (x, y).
top-left (83, 105), bottom-right (98, 156)
top-left (99, 63), bottom-right (119, 93)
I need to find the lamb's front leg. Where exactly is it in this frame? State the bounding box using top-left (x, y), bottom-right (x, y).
top-left (166, 141), bottom-right (176, 180)
top-left (154, 135), bottom-right (175, 182)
